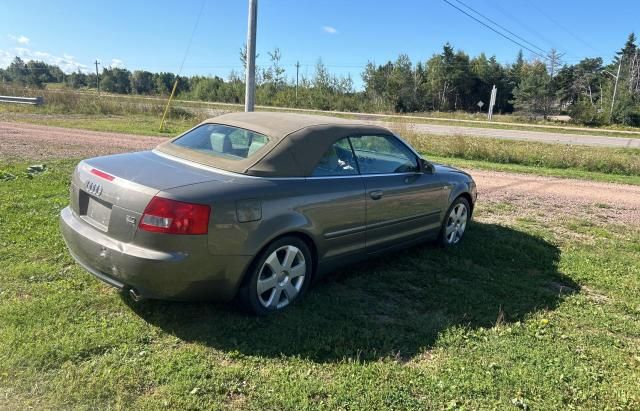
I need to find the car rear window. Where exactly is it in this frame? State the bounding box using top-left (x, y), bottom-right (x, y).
top-left (172, 124), bottom-right (269, 161)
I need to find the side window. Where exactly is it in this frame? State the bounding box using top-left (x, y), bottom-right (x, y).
top-left (311, 138), bottom-right (358, 177)
top-left (349, 135), bottom-right (419, 174)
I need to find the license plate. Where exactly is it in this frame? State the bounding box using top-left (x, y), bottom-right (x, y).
top-left (84, 196), bottom-right (112, 231)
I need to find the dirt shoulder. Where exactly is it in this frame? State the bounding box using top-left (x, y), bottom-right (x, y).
top-left (1, 121), bottom-right (638, 224)
top-left (471, 170), bottom-right (640, 226)
top-left (0, 121), bottom-right (165, 161)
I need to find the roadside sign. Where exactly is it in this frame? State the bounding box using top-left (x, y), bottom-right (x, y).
top-left (488, 85), bottom-right (497, 120)
top-left (477, 101), bottom-right (484, 108)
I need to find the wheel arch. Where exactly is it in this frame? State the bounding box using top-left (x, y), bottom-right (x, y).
top-left (235, 229), bottom-right (319, 293)
top-left (456, 192), bottom-right (475, 217)
top-left (448, 181), bottom-right (475, 218)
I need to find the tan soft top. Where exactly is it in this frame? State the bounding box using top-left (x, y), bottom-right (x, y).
top-left (155, 112), bottom-right (393, 177)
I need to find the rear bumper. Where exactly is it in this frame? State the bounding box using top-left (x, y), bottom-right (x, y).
top-left (59, 206), bottom-right (251, 301)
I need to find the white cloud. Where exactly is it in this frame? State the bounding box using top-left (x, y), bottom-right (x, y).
top-left (0, 49), bottom-right (13, 68)
top-left (322, 26), bottom-right (338, 34)
top-left (8, 34), bottom-right (30, 45)
top-left (0, 46), bottom-right (91, 73)
top-left (110, 58), bottom-right (125, 68)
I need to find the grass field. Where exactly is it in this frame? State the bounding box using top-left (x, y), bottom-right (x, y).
top-left (381, 115), bottom-right (640, 139)
top-left (0, 112), bottom-right (196, 137)
top-left (0, 160), bottom-right (638, 409)
top-left (0, 88), bottom-right (206, 137)
top-left (427, 155), bottom-right (640, 185)
top-left (401, 133), bottom-right (640, 177)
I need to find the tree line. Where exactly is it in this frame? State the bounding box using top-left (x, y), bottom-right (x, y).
top-left (1, 33), bottom-right (638, 126)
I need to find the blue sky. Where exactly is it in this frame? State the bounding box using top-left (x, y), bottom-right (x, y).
top-left (1, 0), bottom-right (638, 88)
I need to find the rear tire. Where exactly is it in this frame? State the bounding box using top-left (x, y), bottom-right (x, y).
top-left (438, 196), bottom-right (471, 247)
top-left (238, 236), bottom-right (313, 315)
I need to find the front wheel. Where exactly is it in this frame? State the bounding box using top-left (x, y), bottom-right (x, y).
top-left (238, 236), bottom-right (313, 315)
top-left (438, 197), bottom-right (470, 247)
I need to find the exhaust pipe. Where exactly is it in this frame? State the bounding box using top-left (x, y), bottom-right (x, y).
top-left (128, 288), bottom-right (143, 302)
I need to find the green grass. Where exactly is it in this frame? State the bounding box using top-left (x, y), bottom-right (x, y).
top-left (383, 115), bottom-right (640, 139)
top-left (0, 160), bottom-right (638, 409)
top-left (0, 112), bottom-right (196, 137)
top-left (0, 84), bottom-right (206, 137)
top-left (427, 155), bottom-right (640, 185)
top-left (377, 108), bottom-right (640, 132)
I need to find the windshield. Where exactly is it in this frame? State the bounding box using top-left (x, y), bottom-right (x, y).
top-left (172, 124), bottom-right (269, 161)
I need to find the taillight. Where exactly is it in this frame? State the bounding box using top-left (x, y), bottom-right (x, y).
top-left (139, 196), bottom-right (210, 235)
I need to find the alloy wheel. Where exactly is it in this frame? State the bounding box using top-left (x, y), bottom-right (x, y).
top-left (445, 203), bottom-right (468, 245)
top-left (256, 245), bottom-right (306, 309)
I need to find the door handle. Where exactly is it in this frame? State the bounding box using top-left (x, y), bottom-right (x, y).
top-left (369, 190), bottom-right (383, 200)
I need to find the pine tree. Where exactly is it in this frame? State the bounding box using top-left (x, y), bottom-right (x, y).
top-left (512, 62), bottom-right (554, 118)
top-left (616, 32), bottom-right (637, 63)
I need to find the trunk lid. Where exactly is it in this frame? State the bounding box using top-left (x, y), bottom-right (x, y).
top-left (85, 150), bottom-right (223, 191)
top-left (70, 150), bottom-right (224, 241)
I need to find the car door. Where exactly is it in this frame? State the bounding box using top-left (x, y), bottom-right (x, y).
top-left (303, 137), bottom-right (366, 260)
top-left (349, 134), bottom-right (447, 253)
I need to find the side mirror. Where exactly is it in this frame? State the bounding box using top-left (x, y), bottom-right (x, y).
top-left (420, 158), bottom-right (435, 174)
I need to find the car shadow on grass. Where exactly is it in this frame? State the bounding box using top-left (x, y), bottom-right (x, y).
top-left (123, 222), bottom-right (579, 363)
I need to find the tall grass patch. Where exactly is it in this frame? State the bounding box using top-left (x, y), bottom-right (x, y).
top-left (0, 84), bottom-right (203, 121)
top-left (402, 131), bottom-right (640, 176)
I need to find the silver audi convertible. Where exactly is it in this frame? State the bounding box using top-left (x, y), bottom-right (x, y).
top-left (60, 112), bottom-right (477, 314)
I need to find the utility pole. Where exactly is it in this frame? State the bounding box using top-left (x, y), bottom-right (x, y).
top-left (94, 60), bottom-right (100, 94)
top-left (610, 56), bottom-right (623, 121)
top-left (295, 61), bottom-right (300, 106)
top-left (244, 0), bottom-right (258, 112)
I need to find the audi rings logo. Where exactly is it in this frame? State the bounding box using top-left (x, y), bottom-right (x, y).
top-left (85, 180), bottom-right (103, 197)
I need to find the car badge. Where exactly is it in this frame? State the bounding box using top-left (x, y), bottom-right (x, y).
top-left (85, 180), bottom-right (103, 197)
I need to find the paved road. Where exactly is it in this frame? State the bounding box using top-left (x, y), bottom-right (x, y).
top-left (372, 121), bottom-right (640, 148)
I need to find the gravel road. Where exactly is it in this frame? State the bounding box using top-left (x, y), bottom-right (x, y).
top-left (0, 121), bottom-right (165, 160)
top-left (1, 121), bottom-right (638, 224)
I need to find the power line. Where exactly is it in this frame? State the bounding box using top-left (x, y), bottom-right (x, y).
top-left (452, 0), bottom-right (548, 56)
top-left (520, 0), bottom-right (603, 56)
top-left (176, 0), bottom-right (206, 76)
top-left (442, 0), bottom-right (549, 61)
top-left (487, 0), bottom-right (565, 54)
top-left (159, 0), bottom-right (206, 132)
